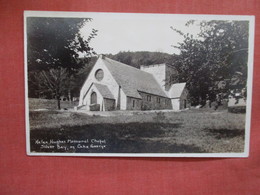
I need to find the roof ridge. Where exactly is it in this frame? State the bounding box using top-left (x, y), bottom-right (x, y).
top-left (172, 82), bottom-right (186, 85)
top-left (101, 56), bottom-right (169, 98)
top-left (104, 57), bottom-right (167, 77)
top-left (141, 63), bottom-right (166, 66)
top-left (104, 57), bottom-right (166, 85)
top-left (104, 57), bottom-right (138, 69)
top-left (103, 57), bottom-right (156, 75)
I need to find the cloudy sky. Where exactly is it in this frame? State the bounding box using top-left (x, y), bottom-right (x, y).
top-left (80, 13), bottom-right (201, 55)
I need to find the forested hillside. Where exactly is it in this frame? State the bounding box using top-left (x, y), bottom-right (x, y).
top-left (107, 51), bottom-right (173, 68)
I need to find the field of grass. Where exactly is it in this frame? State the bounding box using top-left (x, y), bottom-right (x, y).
top-left (29, 98), bottom-right (78, 110)
top-left (28, 99), bottom-right (246, 154)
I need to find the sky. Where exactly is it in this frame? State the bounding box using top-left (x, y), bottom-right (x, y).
top-left (80, 13), bottom-right (202, 55)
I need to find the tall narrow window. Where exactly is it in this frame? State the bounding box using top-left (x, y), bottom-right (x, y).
top-left (133, 100), bottom-right (135, 107)
top-left (91, 92), bottom-right (97, 104)
top-left (147, 95), bottom-right (151, 101)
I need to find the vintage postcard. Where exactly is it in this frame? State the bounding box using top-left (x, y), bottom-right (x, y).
top-left (24, 11), bottom-right (255, 157)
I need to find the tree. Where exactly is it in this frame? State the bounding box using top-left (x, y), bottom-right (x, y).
top-left (27, 17), bottom-right (97, 109)
top-left (169, 20), bottom-right (249, 105)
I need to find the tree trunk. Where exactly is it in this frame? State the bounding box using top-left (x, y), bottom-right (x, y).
top-left (68, 90), bottom-right (72, 106)
top-left (56, 95), bottom-right (61, 110)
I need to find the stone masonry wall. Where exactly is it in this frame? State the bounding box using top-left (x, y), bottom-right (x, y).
top-left (126, 92), bottom-right (172, 110)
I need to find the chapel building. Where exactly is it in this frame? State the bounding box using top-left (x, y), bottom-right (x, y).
top-left (78, 55), bottom-right (188, 111)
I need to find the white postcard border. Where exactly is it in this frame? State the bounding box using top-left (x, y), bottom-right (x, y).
top-left (24, 11), bottom-right (255, 157)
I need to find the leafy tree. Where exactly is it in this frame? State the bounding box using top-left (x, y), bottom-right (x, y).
top-left (27, 17), bottom-right (97, 109)
top-left (170, 20), bottom-right (249, 105)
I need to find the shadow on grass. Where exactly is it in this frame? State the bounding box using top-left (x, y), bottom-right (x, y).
top-left (30, 122), bottom-right (204, 153)
top-left (205, 128), bottom-right (245, 139)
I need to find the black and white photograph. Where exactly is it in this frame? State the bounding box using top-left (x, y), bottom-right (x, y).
top-left (24, 11), bottom-right (254, 157)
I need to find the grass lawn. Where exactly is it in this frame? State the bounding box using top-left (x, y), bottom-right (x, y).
top-left (29, 98), bottom-right (78, 110)
top-left (28, 99), bottom-right (246, 154)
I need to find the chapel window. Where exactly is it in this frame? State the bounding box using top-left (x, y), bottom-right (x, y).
top-left (91, 92), bottom-right (97, 104)
top-left (95, 69), bottom-right (104, 81)
top-left (147, 95), bottom-right (151, 101)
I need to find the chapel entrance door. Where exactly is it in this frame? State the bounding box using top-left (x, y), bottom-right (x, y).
top-left (91, 92), bottom-right (97, 104)
top-left (183, 99), bottom-right (187, 109)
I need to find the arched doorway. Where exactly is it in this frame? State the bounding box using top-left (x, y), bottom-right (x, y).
top-left (91, 92), bottom-right (97, 104)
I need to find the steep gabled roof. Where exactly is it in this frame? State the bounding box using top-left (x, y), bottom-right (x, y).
top-left (93, 83), bottom-right (115, 99)
top-left (101, 56), bottom-right (168, 99)
top-left (168, 83), bottom-right (186, 98)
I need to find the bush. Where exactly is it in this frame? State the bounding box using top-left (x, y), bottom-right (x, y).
top-left (153, 112), bottom-right (167, 123)
top-left (228, 106), bottom-right (246, 113)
